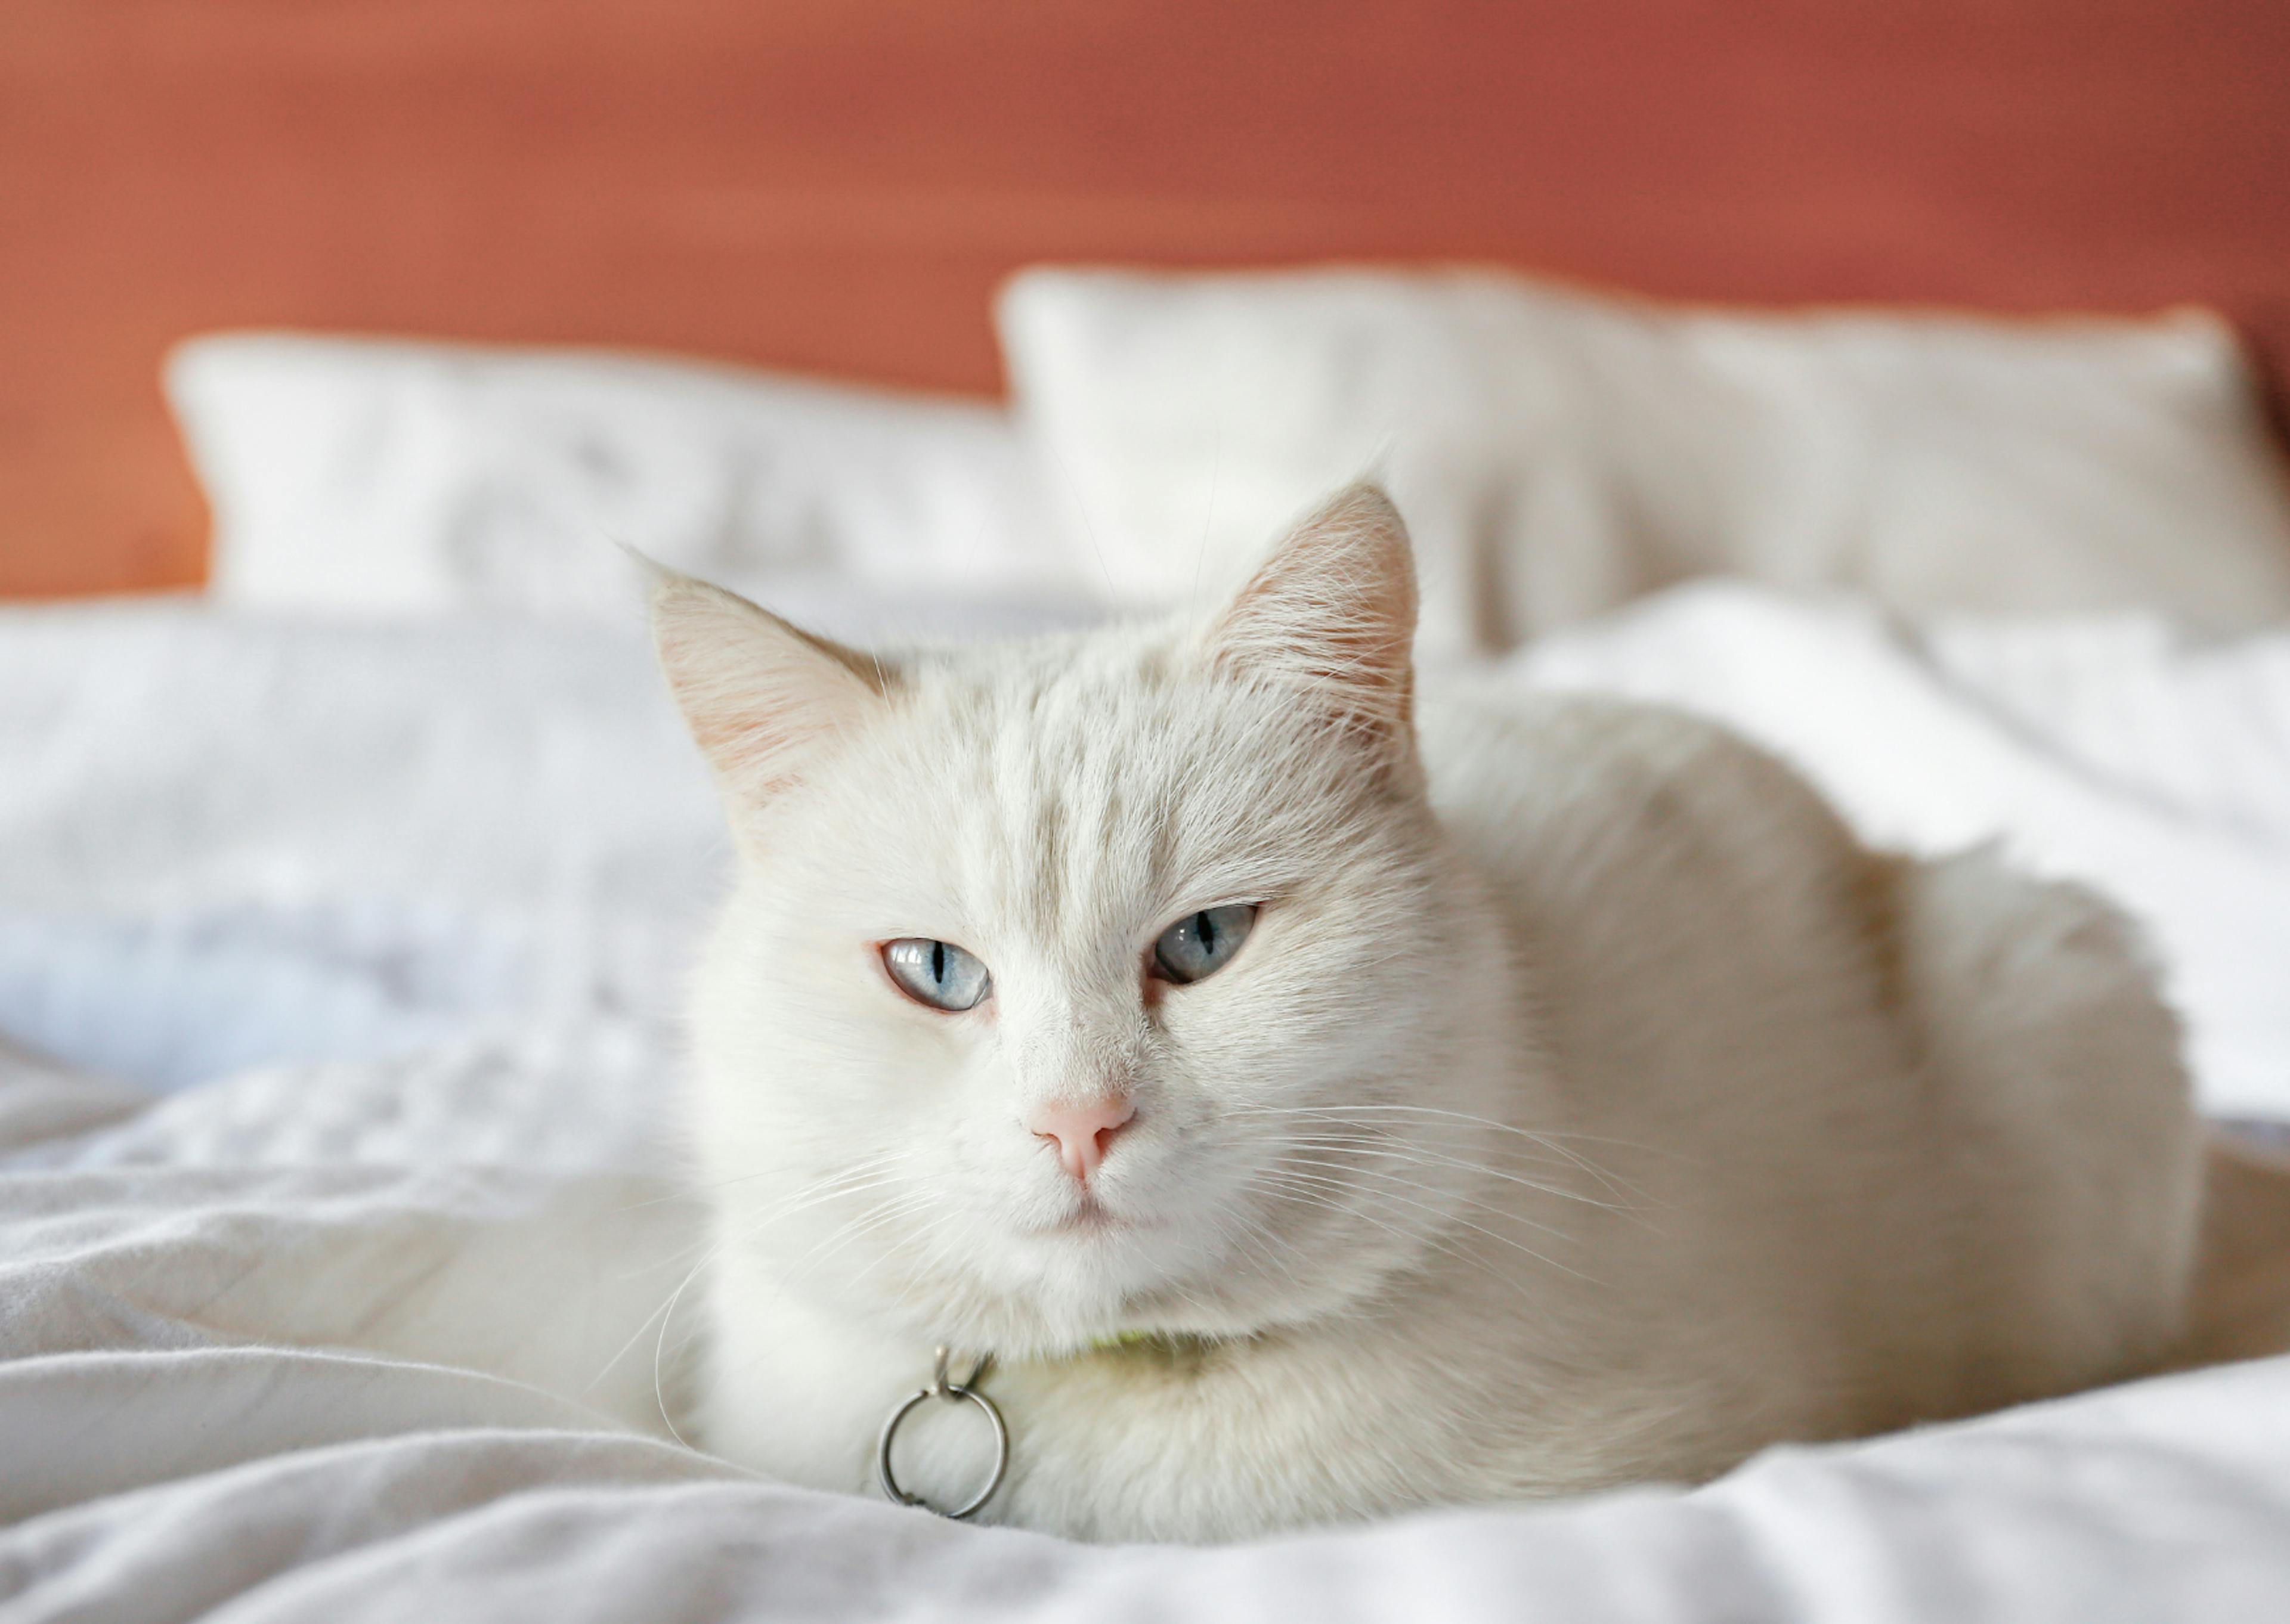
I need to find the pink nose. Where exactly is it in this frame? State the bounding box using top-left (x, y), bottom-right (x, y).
top-left (1029, 1095), bottom-right (1135, 1182)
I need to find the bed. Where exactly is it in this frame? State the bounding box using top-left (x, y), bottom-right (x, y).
top-left (4, 562), bottom-right (2290, 1620)
top-left (8, 5), bottom-right (2290, 1619)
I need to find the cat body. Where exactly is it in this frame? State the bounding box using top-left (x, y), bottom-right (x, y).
top-left (654, 488), bottom-right (2201, 1542)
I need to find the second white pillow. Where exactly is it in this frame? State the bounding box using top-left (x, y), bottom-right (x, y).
top-left (999, 266), bottom-right (2290, 651)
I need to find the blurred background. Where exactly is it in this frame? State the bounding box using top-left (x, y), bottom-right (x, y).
top-left (8, 14), bottom-right (2290, 1599)
top-left (7, 0), bottom-right (2289, 600)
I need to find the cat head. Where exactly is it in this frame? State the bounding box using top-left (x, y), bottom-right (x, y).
top-left (656, 485), bottom-right (1520, 1357)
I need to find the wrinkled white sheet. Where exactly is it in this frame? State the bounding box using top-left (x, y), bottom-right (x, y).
top-left (3, 588), bottom-right (2288, 1622)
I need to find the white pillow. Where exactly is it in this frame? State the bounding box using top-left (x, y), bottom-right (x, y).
top-left (168, 333), bottom-right (1081, 618)
top-left (999, 267), bottom-right (2290, 652)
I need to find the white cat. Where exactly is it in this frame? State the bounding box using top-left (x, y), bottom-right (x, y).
top-left (649, 485), bottom-right (2202, 1542)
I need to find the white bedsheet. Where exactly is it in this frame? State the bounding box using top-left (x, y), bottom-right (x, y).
top-left (3, 587), bottom-right (2288, 1622)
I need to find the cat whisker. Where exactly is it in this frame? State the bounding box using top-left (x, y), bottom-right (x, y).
top-left (781, 1191), bottom-right (943, 1289)
top-left (1227, 1104), bottom-right (1665, 1207)
top-left (1258, 1160), bottom-right (1596, 1284)
top-left (589, 1157), bottom-right (922, 1430)
top-left (1269, 1133), bottom-right (1651, 1220)
top-left (646, 1246), bottom-right (716, 1451)
top-left (1209, 1203), bottom-right (1314, 1294)
top-left (1242, 1169), bottom-right (1540, 1303)
top-left (622, 1139), bottom-right (919, 1209)
top-left (1268, 1149), bottom-right (1583, 1244)
top-left (1246, 1165), bottom-right (1502, 1271)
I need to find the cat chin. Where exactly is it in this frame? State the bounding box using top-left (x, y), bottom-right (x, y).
top-left (908, 1293), bottom-right (1292, 1363)
top-left (881, 1231), bottom-right (1385, 1359)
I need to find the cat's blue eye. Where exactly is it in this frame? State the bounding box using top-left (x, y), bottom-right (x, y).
top-left (882, 938), bottom-right (992, 1011)
top-left (1151, 904), bottom-right (1258, 985)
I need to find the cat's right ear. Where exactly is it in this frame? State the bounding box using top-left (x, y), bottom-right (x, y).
top-left (642, 560), bottom-right (888, 807)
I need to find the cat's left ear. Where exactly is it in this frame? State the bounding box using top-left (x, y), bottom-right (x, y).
top-left (643, 562), bottom-right (889, 808)
top-left (1200, 482), bottom-right (1419, 763)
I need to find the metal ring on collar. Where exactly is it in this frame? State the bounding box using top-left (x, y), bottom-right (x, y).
top-left (875, 1347), bottom-right (1008, 1520)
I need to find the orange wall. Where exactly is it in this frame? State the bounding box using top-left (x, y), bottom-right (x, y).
top-left (5, 1), bottom-right (2289, 597)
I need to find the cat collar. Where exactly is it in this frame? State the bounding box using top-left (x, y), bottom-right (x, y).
top-left (875, 1345), bottom-right (1008, 1519)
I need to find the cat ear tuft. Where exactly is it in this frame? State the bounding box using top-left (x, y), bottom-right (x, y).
top-left (646, 566), bottom-right (887, 807)
top-left (1201, 482), bottom-right (1420, 754)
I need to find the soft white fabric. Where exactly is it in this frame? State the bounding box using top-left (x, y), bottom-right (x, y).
top-left (999, 267), bottom-right (2290, 649)
top-left (0, 586), bottom-right (1091, 1096)
top-left (5, 588), bottom-right (2289, 1619)
top-left (168, 333), bottom-right (1091, 619)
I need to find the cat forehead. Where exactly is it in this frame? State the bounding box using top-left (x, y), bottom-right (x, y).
top-left (809, 629), bottom-right (1366, 937)
top-left (898, 625), bottom-right (1227, 793)
top-left (933, 646), bottom-right (1286, 861)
